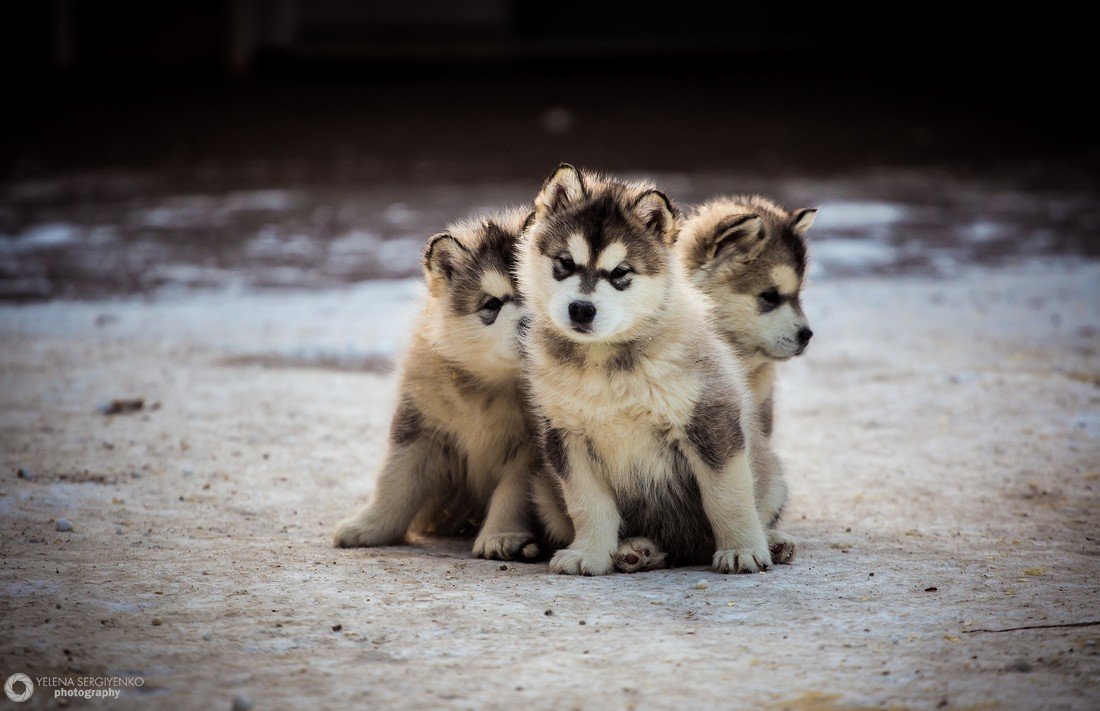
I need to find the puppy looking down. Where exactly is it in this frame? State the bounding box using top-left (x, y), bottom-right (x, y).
top-left (519, 164), bottom-right (774, 575)
top-left (333, 207), bottom-right (540, 561)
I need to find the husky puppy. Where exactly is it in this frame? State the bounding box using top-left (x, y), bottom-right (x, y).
top-left (527, 188), bottom-right (810, 573)
top-left (519, 164), bottom-right (773, 575)
top-left (613, 196), bottom-right (818, 571)
top-left (677, 196), bottom-right (816, 438)
top-left (333, 207), bottom-right (540, 561)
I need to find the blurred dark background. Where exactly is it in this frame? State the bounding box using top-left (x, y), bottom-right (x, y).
top-left (1, 1), bottom-right (1097, 300)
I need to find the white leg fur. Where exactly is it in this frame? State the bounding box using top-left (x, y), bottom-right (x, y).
top-left (696, 451), bottom-right (772, 573)
top-left (548, 443), bottom-right (620, 576)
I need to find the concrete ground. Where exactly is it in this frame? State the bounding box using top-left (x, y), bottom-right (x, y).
top-left (1, 263), bottom-right (1098, 709)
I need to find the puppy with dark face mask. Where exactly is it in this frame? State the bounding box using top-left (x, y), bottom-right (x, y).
top-left (520, 165), bottom-right (775, 575)
top-left (333, 207), bottom-right (541, 561)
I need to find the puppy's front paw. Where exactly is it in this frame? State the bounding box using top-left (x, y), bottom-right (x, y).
top-left (332, 516), bottom-right (402, 549)
top-left (712, 545), bottom-right (772, 574)
top-left (613, 537), bottom-right (668, 573)
top-left (549, 546), bottom-right (614, 576)
top-left (767, 530), bottom-right (796, 564)
top-left (473, 531), bottom-right (540, 561)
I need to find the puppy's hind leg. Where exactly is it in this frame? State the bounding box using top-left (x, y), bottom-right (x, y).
top-left (332, 437), bottom-right (445, 548)
top-left (752, 433), bottom-right (796, 564)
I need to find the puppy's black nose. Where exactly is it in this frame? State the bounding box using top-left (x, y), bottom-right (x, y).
top-left (568, 300), bottom-right (597, 326)
top-left (797, 327), bottom-right (814, 346)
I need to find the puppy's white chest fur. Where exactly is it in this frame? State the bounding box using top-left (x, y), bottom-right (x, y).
top-left (531, 342), bottom-right (702, 481)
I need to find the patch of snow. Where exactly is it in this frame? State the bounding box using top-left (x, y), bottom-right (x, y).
top-left (375, 238), bottom-right (424, 274)
top-left (245, 229), bottom-right (318, 258)
top-left (383, 203), bottom-right (417, 226)
top-left (811, 238), bottom-right (899, 274)
top-left (964, 220), bottom-right (1002, 242)
top-left (223, 190), bottom-right (299, 212)
top-left (88, 226), bottom-right (118, 245)
top-left (128, 197), bottom-right (220, 229)
top-left (253, 266), bottom-right (320, 286)
top-left (815, 202), bottom-right (908, 231)
top-left (144, 263), bottom-right (245, 286)
top-left (328, 230), bottom-right (380, 256)
top-left (928, 251), bottom-right (966, 276)
top-left (0, 222), bottom-right (80, 253)
top-left (0, 278), bottom-right (424, 360)
top-left (130, 191), bottom-right (301, 230)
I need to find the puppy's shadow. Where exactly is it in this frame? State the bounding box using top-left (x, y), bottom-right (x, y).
top-left (336, 535), bottom-right (772, 578)
top-left (335, 533), bottom-right (547, 565)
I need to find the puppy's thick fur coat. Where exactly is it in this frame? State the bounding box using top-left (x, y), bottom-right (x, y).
top-left (519, 165), bottom-right (775, 575)
top-left (333, 207), bottom-right (539, 561)
top-left (678, 196), bottom-right (816, 439)
top-left (655, 195), bottom-right (817, 566)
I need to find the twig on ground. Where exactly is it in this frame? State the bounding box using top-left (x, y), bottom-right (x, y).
top-left (962, 621), bottom-right (1100, 634)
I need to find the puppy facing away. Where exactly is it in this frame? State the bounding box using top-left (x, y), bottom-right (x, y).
top-left (333, 207), bottom-right (540, 561)
top-left (677, 196), bottom-right (816, 439)
top-left (519, 164), bottom-right (774, 575)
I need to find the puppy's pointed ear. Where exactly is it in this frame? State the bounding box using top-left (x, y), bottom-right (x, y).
top-left (535, 163), bottom-right (586, 217)
top-left (520, 210), bottom-right (537, 234)
top-left (709, 214), bottom-right (767, 263)
top-left (631, 189), bottom-right (679, 244)
top-left (791, 208), bottom-right (817, 235)
top-left (423, 232), bottom-right (469, 294)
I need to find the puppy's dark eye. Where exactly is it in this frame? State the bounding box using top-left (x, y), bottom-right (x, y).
top-left (478, 296), bottom-right (504, 325)
top-left (609, 265), bottom-right (632, 280)
top-left (759, 289), bottom-right (781, 305)
top-left (553, 255), bottom-right (576, 279)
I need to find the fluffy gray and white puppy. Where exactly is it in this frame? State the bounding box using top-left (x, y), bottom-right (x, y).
top-left (519, 164), bottom-right (776, 575)
top-left (333, 207), bottom-right (541, 561)
top-left (678, 196), bottom-right (816, 440)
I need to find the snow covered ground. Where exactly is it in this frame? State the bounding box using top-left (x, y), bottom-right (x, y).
top-left (1, 260), bottom-right (1097, 709)
top-left (4, 169), bottom-right (1098, 300)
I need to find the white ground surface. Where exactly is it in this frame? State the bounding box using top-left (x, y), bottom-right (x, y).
top-left (1, 264), bottom-right (1098, 709)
